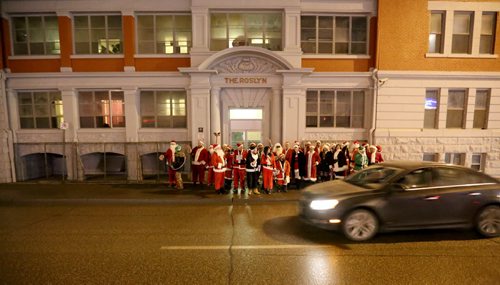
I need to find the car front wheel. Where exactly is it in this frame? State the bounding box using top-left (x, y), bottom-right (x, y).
top-left (476, 205), bottom-right (500, 237)
top-left (342, 209), bottom-right (379, 242)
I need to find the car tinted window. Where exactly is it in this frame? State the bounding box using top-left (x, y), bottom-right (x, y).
top-left (345, 166), bottom-right (402, 189)
top-left (433, 167), bottom-right (497, 186)
top-left (397, 168), bottom-right (433, 189)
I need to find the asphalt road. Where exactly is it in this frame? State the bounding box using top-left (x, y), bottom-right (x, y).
top-left (0, 202), bottom-right (499, 285)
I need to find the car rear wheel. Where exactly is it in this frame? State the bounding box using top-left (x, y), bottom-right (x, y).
top-left (476, 205), bottom-right (500, 237)
top-left (342, 209), bottom-right (379, 242)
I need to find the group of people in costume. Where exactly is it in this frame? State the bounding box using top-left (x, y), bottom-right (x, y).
top-left (161, 139), bottom-right (384, 194)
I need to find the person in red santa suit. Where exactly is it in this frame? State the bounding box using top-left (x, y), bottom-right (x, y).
top-left (161, 140), bottom-right (178, 188)
top-left (304, 145), bottom-right (320, 183)
top-left (224, 145), bottom-right (234, 193)
top-left (190, 140), bottom-right (208, 186)
top-left (275, 154), bottom-right (291, 192)
top-left (211, 144), bottom-right (226, 194)
top-left (375, 145), bottom-right (384, 164)
top-left (261, 146), bottom-right (276, 194)
top-left (232, 143), bottom-right (247, 195)
top-left (206, 144), bottom-right (215, 187)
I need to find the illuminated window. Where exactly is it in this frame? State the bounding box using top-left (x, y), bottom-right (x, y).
top-left (210, 12), bottom-right (282, 51)
top-left (306, 90), bottom-right (365, 128)
top-left (74, 14), bottom-right (122, 54)
top-left (229, 109), bottom-right (262, 120)
top-left (301, 15), bottom-right (368, 55)
top-left (140, 90), bottom-right (187, 128)
top-left (424, 89), bottom-right (439, 129)
top-left (78, 90), bottom-right (125, 128)
top-left (11, 15), bottom-right (60, 55)
top-left (136, 14), bottom-right (191, 54)
top-left (18, 91), bottom-right (63, 129)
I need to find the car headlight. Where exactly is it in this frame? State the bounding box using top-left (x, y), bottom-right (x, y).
top-left (310, 199), bottom-right (339, 210)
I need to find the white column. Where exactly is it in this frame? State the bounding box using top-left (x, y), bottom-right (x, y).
top-left (60, 88), bottom-right (77, 142)
top-left (6, 89), bottom-right (19, 139)
top-left (271, 88), bottom-right (282, 144)
top-left (211, 87), bottom-right (221, 144)
top-left (123, 87), bottom-right (139, 142)
top-left (190, 7), bottom-right (210, 66)
top-left (284, 7), bottom-right (302, 54)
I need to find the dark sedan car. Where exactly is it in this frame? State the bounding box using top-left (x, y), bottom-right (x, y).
top-left (299, 161), bottom-right (500, 241)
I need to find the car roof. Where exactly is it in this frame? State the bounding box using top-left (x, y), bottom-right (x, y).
top-left (379, 160), bottom-right (469, 171)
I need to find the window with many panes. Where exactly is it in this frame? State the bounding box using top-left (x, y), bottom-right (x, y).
top-left (473, 89), bottom-right (490, 129)
top-left (74, 14), bottom-right (122, 54)
top-left (424, 89), bottom-right (439, 129)
top-left (11, 15), bottom-right (60, 55)
top-left (210, 12), bottom-right (282, 51)
top-left (136, 14), bottom-right (191, 54)
top-left (428, 11), bottom-right (444, 53)
top-left (306, 90), bottom-right (364, 128)
top-left (18, 91), bottom-right (63, 129)
top-left (78, 90), bottom-right (125, 128)
top-left (140, 90), bottom-right (187, 128)
top-left (471, 153), bottom-right (486, 172)
top-left (301, 15), bottom-right (368, 54)
top-left (445, 153), bottom-right (465, 166)
top-left (446, 89), bottom-right (467, 128)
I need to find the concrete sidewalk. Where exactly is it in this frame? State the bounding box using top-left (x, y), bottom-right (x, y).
top-left (0, 182), bottom-right (302, 205)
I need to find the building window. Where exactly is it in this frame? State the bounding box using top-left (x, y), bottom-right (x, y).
top-left (471, 153), bottom-right (485, 172)
top-left (306, 90), bottom-right (364, 128)
top-left (78, 90), bottom-right (125, 128)
top-left (423, 153), bottom-right (438, 162)
top-left (452, 12), bottom-right (473, 54)
top-left (428, 11), bottom-right (445, 53)
top-left (445, 153), bottom-right (465, 166)
top-left (301, 15), bottom-right (368, 55)
top-left (140, 90), bottom-right (187, 128)
top-left (11, 15), bottom-right (60, 55)
top-left (136, 14), bottom-right (191, 54)
top-left (18, 91), bottom-right (63, 129)
top-left (424, 89), bottom-right (439, 129)
top-left (210, 12), bottom-right (282, 51)
top-left (480, 12), bottom-right (496, 54)
top-left (446, 89), bottom-right (467, 128)
top-left (473, 89), bottom-right (490, 129)
top-left (74, 14), bottom-right (122, 54)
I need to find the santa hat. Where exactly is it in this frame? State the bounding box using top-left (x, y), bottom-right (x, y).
top-left (237, 143), bottom-right (243, 148)
top-left (213, 144), bottom-right (221, 150)
top-left (170, 140), bottom-right (177, 146)
top-left (353, 141), bottom-right (360, 148)
top-left (376, 145), bottom-right (382, 152)
top-left (208, 144), bottom-right (214, 149)
top-left (342, 141), bottom-right (350, 148)
top-left (198, 140), bottom-right (204, 145)
top-left (369, 145), bottom-right (377, 152)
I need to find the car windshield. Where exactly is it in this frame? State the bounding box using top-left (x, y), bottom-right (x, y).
top-left (345, 166), bottom-right (403, 189)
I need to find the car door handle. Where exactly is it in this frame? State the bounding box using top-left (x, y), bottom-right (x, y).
top-left (424, 195), bottom-right (440, 200)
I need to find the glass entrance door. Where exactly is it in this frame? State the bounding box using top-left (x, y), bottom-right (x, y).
top-left (229, 109), bottom-right (262, 148)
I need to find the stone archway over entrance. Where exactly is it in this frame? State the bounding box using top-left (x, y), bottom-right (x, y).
top-left (180, 47), bottom-right (312, 146)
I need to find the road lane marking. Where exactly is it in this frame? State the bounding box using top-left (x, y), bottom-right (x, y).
top-left (160, 244), bottom-right (331, 250)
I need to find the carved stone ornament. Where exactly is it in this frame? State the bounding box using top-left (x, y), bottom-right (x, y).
top-left (213, 56), bottom-right (282, 74)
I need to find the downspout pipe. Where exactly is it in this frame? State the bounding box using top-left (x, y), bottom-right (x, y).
top-left (369, 68), bottom-right (378, 145)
